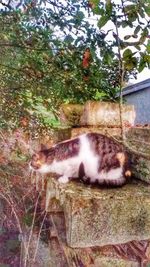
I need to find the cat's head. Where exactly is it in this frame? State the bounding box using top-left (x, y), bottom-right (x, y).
top-left (29, 145), bottom-right (55, 173)
top-left (30, 144), bottom-right (54, 172)
top-left (30, 151), bottom-right (47, 171)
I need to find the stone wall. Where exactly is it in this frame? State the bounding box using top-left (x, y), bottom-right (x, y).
top-left (15, 101), bottom-right (150, 266)
top-left (126, 127), bottom-right (150, 184)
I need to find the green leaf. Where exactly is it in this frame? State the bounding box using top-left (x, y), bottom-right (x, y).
top-left (139, 35), bottom-right (146, 43)
top-left (138, 58), bottom-right (146, 72)
top-left (139, 8), bottom-right (145, 18)
top-left (22, 214), bottom-right (33, 227)
top-left (103, 52), bottom-right (113, 65)
top-left (121, 20), bottom-right (129, 28)
top-left (144, 5), bottom-right (150, 16)
top-left (97, 15), bottom-right (109, 28)
top-left (93, 7), bottom-right (104, 15)
top-left (141, 28), bottom-right (149, 38)
top-left (123, 49), bottom-right (133, 58)
top-left (90, 0), bottom-right (100, 5)
top-left (128, 12), bottom-right (138, 22)
top-left (135, 45), bottom-right (141, 51)
top-left (146, 40), bottom-right (150, 53)
top-left (76, 11), bottom-right (85, 20)
top-left (134, 25), bottom-right (141, 35)
top-left (124, 56), bottom-right (137, 70)
top-left (124, 35), bottom-right (131, 40)
top-left (144, 54), bottom-right (150, 64)
top-left (132, 34), bottom-right (138, 39)
top-left (125, 4), bottom-right (137, 11)
top-left (105, 0), bottom-right (113, 17)
top-left (64, 35), bottom-right (74, 43)
top-left (94, 90), bottom-right (107, 100)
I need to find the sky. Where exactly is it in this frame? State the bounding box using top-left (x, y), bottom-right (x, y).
top-left (133, 68), bottom-right (149, 84)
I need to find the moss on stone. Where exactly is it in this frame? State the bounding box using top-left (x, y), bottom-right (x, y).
top-left (46, 178), bottom-right (150, 248)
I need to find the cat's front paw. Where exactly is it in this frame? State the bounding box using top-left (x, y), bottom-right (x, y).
top-left (58, 175), bottom-right (69, 184)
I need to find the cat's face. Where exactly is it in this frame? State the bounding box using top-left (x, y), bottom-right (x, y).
top-left (30, 152), bottom-right (47, 171)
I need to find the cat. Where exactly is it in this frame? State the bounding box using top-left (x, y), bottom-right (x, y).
top-left (30, 132), bottom-right (131, 186)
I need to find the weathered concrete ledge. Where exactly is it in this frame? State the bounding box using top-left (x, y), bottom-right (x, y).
top-left (27, 231), bottom-right (141, 267)
top-left (80, 101), bottom-right (135, 127)
top-left (46, 178), bottom-right (150, 248)
top-left (59, 101), bottom-right (135, 127)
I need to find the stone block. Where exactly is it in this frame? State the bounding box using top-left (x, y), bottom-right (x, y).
top-left (125, 127), bottom-right (150, 184)
top-left (25, 212), bottom-right (147, 267)
top-left (59, 104), bottom-right (84, 127)
top-left (71, 127), bottom-right (123, 138)
top-left (80, 101), bottom-right (135, 127)
top-left (127, 127), bottom-right (150, 143)
top-left (131, 156), bottom-right (150, 184)
top-left (126, 127), bottom-right (150, 154)
top-left (38, 127), bottom-right (72, 148)
top-left (46, 197), bottom-right (63, 213)
top-left (91, 257), bottom-right (139, 267)
top-left (46, 178), bottom-right (150, 248)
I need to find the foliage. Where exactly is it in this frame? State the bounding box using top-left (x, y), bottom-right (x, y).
top-left (90, 0), bottom-right (150, 72)
top-left (0, 128), bottom-right (53, 266)
top-left (0, 0), bottom-right (149, 129)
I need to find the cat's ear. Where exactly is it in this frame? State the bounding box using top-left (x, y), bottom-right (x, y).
top-left (40, 143), bottom-right (48, 150)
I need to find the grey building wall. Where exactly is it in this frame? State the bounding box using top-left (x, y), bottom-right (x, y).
top-left (124, 87), bottom-right (150, 124)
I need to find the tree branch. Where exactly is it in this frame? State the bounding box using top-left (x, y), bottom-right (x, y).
top-left (0, 0), bottom-right (12, 10)
top-left (115, 18), bottom-right (125, 142)
top-left (24, 193), bottom-right (40, 267)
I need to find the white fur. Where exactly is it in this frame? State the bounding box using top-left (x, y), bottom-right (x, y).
top-left (38, 156), bottom-right (80, 178)
top-left (36, 134), bottom-right (123, 183)
top-left (58, 175), bottom-right (69, 183)
top-left (79, 135), bottom-right (100, 182)
top-left (99, 167), bottom-right (123, 180)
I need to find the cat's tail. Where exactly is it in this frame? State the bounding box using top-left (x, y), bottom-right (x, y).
top-left (123, 152), bottom-right (132, 181)
top-left (116, 151), bottom-right (132, 183)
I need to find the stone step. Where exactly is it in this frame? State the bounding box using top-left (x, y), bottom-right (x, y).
top-left (27, 234), bottom-right (140, 267)
top-left (26, 213), bottom-right (147, 267)
top-left (46, 178), bottom-right (150, 248)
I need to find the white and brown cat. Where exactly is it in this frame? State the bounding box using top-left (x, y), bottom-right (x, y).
top-left (30, 132), bottom-right (131, 186)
